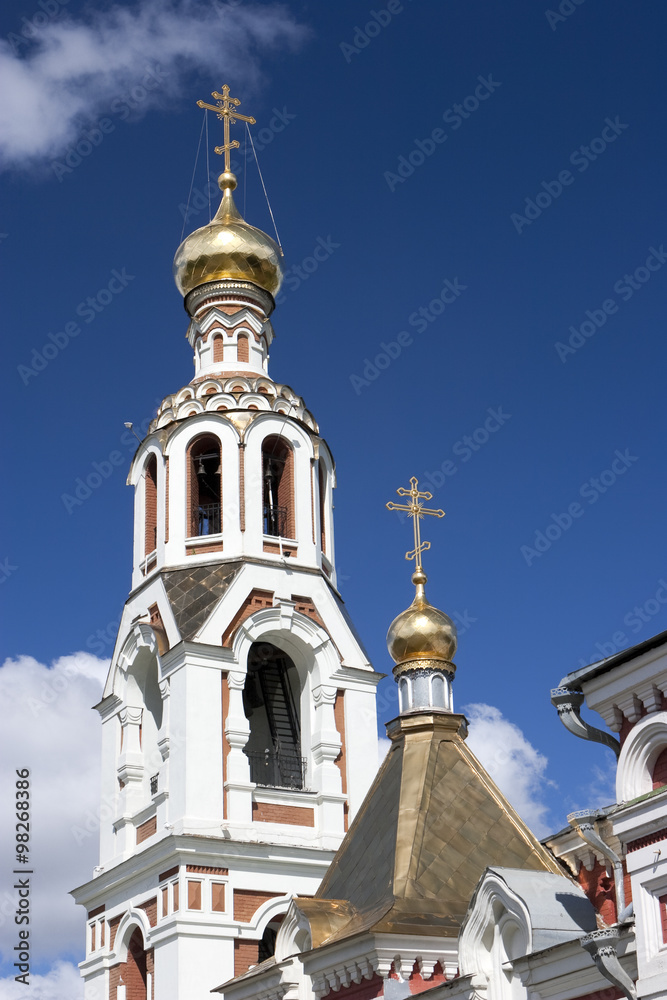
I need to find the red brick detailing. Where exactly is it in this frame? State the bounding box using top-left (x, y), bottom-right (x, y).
top-left (222, 673), bottom-right (230, 817)
top-left (164, 457), bottom-right (169, 543)
top-left (88, 904), bottom-right (105, 918)
top-left (173, 881), bottom-right (179, 911)
top-left (652, 747), bottom-right (667, 788)
top-left (222, 589), bottom-right (274, 646)
top-left (319, 462), bottom-right (327, 553)
top-left (233, 889), bottom-right (281, 922)
top-left (407, 961), bottom-right (447, 994)
top-left (623, 864), bottom-right (633, 905)
top-left (186, 864), bottom-right (229, 874)
top-left (161, 885), bottom-right (168, 917)
top-left (263, 541), bottom-right (297, 555)
top-left (138, 897), bottom-right (157, 928)
top-left (291, 595), bottom-right (325, 629)
top-left (108, 914), bottom-right (122, 949)
top-left (109, 928), bottom-right (148, 1000)
top-left (334, 690), bottom-right (348, 831)
top-left (187, 880), bottom-right (202, 909)
top-left (322, 975), bottom-right (385, 1000)
top-left (100, 921), bottom-right (105, 948)
top-left (619, 702), bottom-right (650, 744)
top-left (186, 541), bottom-right (224, 555)
top-left (237, 333), bottom-right (249, 362)
top-left (234, 940), bottom-right (260, 977)
top-left (239, 443), bottom-right (246, 532)
top-left (627, 826), bottom-right (667, 852)
top-left (213, 334), bottom-right (224, 362)
top-left (136, 816), bottom-right (157, 845)
top-left (660, 894), bottom-right (667, 943)
top-left (91, 923), bottom-right (96, 951)
top-left (158, 866), bottom-right (179, 882)
top-left (577, 859), bottom-right (617, 924)
top-left (252, 801), bottom-right (315, 827)
top-left (144, 455), bottom-right (158, 557)
top-left (212, 882), bottom-right (225, 912)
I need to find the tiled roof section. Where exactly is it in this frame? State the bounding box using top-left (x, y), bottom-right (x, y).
top-left (162, 562), bottom-right (242, 640)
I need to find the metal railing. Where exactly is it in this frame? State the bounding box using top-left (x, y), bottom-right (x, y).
top-left (197, 503), bottom-right (221, 536)
top-left (246, 750), bottom-right (307, 790)
top-left (263, 504), bottom-right (287, 538)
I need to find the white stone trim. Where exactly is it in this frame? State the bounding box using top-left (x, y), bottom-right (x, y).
top-left (616, 711), bottom-right (667, 802)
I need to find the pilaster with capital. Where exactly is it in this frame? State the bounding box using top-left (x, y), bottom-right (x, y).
top-left (225, 669), bottom-right (253, 824)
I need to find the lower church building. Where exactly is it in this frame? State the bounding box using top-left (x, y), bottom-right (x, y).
top-left (70, 89), bottom-right (666, 1000)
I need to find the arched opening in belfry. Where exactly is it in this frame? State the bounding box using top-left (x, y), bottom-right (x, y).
top-left (124, 927), bottom-right (148, 999)
top-left (187, 434), bottom-right (222, 537)
top-left (242, 642), bottom-right (304, 789)
top-left (261, 437), bottom-right (294, 539)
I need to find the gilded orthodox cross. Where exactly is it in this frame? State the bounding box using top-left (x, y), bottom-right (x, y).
top-left (196, 85), bottom-right (256, 172)
top-left (386, 477), bottom-right (445, 574)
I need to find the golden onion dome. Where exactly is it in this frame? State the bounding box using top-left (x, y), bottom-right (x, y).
top-left (386, 571), bottom-right (457, 665)
top-left (173, 172), bottom-right (283, 298)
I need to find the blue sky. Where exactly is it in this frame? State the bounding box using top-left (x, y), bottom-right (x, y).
top-left (0, 0), bottom-right (666, 986)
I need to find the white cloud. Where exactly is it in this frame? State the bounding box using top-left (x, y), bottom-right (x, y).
top-left (378, 735), bottom-right (391, 765)
top-left (0, 653), bottom-right (107, 972)
top-left (463, 702), bottom-right (554, 837)
top-left (0, 960), bottom-right (83, 999)
top-left (0, 0), bottom-right (308, 169)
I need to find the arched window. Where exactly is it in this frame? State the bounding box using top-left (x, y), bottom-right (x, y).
top-left (318, 461), bottom-right (327, 554)
top-left (144, 455), bottom-right (158, 556)
top-left (258, 914), bottom-right (285, 963)
top-left (242, 642), bottom-right (304, 789)
top-left (653, 747), bottom-right (667, 789)
top-left (237, 332), bottom-right (249, 363)
top-left (213, 335), bottom-right (224, 363)
top-left (187, 435), bottom-right (222, 537)
top-left (262, 437), bottom-right (294, 539)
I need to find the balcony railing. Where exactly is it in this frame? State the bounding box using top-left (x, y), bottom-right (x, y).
top-left (263, 504), bottom-right (287, 538)
top-left (197, 503), bottom-right (221, 536)
top-left (246, 749), bottom-right (307, 790)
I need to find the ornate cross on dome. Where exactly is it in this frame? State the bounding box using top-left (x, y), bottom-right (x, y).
top-left (386, 477), bottom-right (445, 574)
top-left (197, 84), bottom-right (256, 172)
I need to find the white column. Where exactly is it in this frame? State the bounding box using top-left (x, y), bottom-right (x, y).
top-left (224, 670), bottom-right (253, 826)
top-left (311, 684), bottom-right (344, 837)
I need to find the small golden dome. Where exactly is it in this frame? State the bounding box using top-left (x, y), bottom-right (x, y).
top-left (386, 572), bottom-right (457, 665)
top-left (173, 172), bottom-right (283, 298)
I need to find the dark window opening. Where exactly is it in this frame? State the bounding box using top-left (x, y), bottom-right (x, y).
top-left (188, 436), bottom-right (222, 537)
top-left (262, 437), bottom-right (294, 538)
top-left (258, 915), bottom-right (285, 964)
top-left (243, 642), bottom-right (305, 789)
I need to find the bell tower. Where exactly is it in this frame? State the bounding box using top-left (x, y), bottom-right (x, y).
top-left (71, 88), bottom-right (382, 1000)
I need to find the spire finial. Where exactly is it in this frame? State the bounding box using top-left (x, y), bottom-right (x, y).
top-left (197, 84), bottom-right (256, 175)
top-left (386, 477), bottom-right (445, 596)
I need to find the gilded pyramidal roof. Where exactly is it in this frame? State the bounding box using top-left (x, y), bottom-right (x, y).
top-left (296, 711), bottom-right (562, 946)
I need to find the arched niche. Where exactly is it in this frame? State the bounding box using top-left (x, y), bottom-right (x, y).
top-left (242, 641), bottom-right (303, 789)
